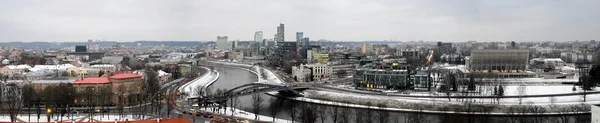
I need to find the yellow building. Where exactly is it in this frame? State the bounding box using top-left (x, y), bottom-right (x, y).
top-left (312, 52), bottom-right (329, 63)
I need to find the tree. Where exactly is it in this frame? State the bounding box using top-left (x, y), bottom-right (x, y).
top-left (5, 84), bottom-right (23, 122)
top-left (99, 86), bottom-right (113, 118)
top-left (298, 103), bottom-right (319, 123)
top-left (194, 85), bottom-right (205, 111)
top-left (288, 101), bottom-right (298, 123)
top-left (365, 101), bottom-right (374, 123)
top-left (83, 87), bottom-right (96, 121)
top-left (116, 86), bottom-right (127, 118)
top-left (251, 93), bottom-right (264, 120)
top-left (21, 84), bottom-right (35, 122)
top-left (376, 103), bottom-right (389, 123)
top-left (98, 70), bottom-right (105, 77)
top-left (517, 84), bottom-right (526, 105)
top-left (268, 98), bottom-right (280, 122)
top-left (338, 105), bottom-right (351, 123)
top-left (144, 65), bottom-right (160, 115)
top-left (121, 56), bottom-right (131, 68)
top-left (229, 96), bottom-right (239, 116)
top-left (317, 104), bottom-right (328, 123)
top-left (328, 106), bottom-right (340, 123)
top-left (498, 85), bottom-right (505, 96)
top-left (354, 107), bottom-right (366, 123)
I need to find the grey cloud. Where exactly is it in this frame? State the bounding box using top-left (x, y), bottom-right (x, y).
top-left (0, 0), bottom-right (598, 42)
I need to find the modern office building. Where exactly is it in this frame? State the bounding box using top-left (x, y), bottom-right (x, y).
top-left (216, 36), bottom-right (229, 51)
top-left (296, 32), bottom-right (304, 49)
top-left (312, 52), bottom-right (329, 63)
top-left (233, 40), bottom-right (239, 49)
top-left (354, 63), bottom-right (411, 90)
top-left (273, 34), bottom-right (279, 46)
top-left (361, 44), bottom-right (374, 55)
top-left (262, 39), bottom-right (268, 47)
top-left (469, 49), bottom-right (529, 73)
top-left (395, 48), bottom-right (420, 58)
top-left (276, 23), bottom-right (284, 42)
top-left (254, 31), bottom-right (263, 43)
top-left (300, 37), bottom-right (310, 59)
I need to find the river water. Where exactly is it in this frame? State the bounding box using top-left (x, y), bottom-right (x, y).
top-left (207, 66), bottom-right (589, 123)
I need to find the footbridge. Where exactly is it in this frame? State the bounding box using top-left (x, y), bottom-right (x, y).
top-left (201, 83), bottom-right (310, 102)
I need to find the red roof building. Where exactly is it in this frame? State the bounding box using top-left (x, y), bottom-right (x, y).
top-left (73, 77), bottom-right (111, 84)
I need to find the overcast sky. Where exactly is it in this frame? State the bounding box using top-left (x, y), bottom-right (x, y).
top-left (0, 0), bottom-right (598, 42)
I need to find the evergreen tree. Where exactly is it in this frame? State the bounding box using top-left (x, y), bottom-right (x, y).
top-left (498, 85), bottom-right (504, 96)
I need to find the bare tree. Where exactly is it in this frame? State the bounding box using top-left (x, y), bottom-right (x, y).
top-left (338, 106), bottom-right (352, 123)
top-left (99, 86), bottom-right (113, 118)
top-left (317, 104), bottom-right (329, 123)
top-left (354, 107), bottom-right (365, 123)
top-left (229, 95), bottom-right (239, 116)
top-left (116, 85), bottom-right (126, 118)
top-left (268, 97), bottom-right (279, 122)
top-left (298, 103), bottom-right (319, 123)
top-left (194, 85), bottom-right (205, 111)
top-left (365, 101), bottom-right (374, 123)
top-left (406, 105), bottom-right (426, 123)
top-left (251, 93), bottom-right (264, 120)
top-left (328, 105), bottom-right (340, 123)
top-left (5, 84), bottom-right (22, 122)
top-left (556, 106), bottom-right (573, 123)
top-left (527, 104), bottom-right (547, 123)
top-left (288, 101), bottom-right (298, 123)
top-left (376, 103), bottom-right (389, 123)
top-left (517, 84), bottom-right (526, 105)
top-left (21, 84), bottom-right (35, 122)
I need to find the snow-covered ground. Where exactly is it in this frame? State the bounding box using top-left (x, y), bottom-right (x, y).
top-left (190, 61), bottom-right (288, 122)
top-left (199, 107), bottom-right (291, 123)
top-left (209, 61), bottom-right (284, 85)
top-left (271, 91), bottom-right (589, 115)
top-left (307, 89), bottom-right (600, 105)
top-left (92, 115), bottom-right (148, 122)
top-left (332, 84), bottom-right (600, 96)
top-left (1, 114), bottom-right (87, 122)
top-left (179, 68), bottom-right (220, 98)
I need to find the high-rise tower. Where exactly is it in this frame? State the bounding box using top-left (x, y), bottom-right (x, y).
top-left (276, 23), bottom-right (284, 42)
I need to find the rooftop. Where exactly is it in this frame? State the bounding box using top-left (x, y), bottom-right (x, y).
top-left (73, 77), bottom-right (111, 84)
top-left (32, 79), bottom-right (74, 84)
top-left (110, 73), bottom-right (142, 79)
top-left (5, 64), bottom-right (32, 69)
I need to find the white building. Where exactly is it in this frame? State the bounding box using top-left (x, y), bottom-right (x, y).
top-left (30, 64), bottom-right (75, 72)
top-left (90, 64), bottom-right (118, 72)
top-left (0, 65), bottom-right (32, 76)
top-left (291, 63), bottom-right (332, 82)
top-left (1, 59), bottom-right (9, 64)
top-left (531, 58), bottom-right (565, 68)
top-left (292, 65), bottom-right (311, 82)
top-left (216, 36), bottom-right (229, 51)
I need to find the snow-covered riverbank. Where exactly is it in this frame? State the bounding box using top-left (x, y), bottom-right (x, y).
top-left (179, 66), bottom-right (220, 98)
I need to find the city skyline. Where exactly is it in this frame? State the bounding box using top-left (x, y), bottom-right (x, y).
top-left (0, 0), bottom-right (599, 42)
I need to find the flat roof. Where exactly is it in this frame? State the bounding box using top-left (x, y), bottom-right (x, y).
top-left (32, 79), bottom-right (74, 84)
top-left (472, 49), bottom-right (529, 53)
top-left (73, 77), bottom-right (111, 84)
top-left (109, 73), bottom-right (142, 79)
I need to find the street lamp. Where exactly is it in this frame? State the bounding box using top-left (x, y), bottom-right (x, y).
top-left (46, 108), bottom-right (52, 122)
